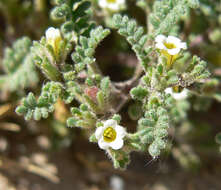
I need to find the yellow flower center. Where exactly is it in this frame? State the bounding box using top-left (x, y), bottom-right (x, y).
top-left (172, 86), bottom-right (183, 93)
top-left (107, 0), bottom-right (117, 3)
top-left (164, 42), bottom-right (176, 49)
top-left (103, 127), bottom-right (117, 142)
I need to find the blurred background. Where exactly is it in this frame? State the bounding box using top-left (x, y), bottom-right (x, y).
top-left (0, 0), bottom-right (221, 189)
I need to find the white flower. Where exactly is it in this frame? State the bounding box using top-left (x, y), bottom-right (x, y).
top-left (165, 87), bottom-right (189, 100)
top-left (95, 119), bottom-right (126, 150)
top-left (45, 27), bottom-right (62, 50)
top-left (98, 0), bottom-right (125, 12)
top-left (155, 35), bottom-right (187, 55)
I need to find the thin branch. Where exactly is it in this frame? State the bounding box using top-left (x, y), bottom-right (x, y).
top-left (114, 63), bottom-right (143, 91)
top-left (111, 63), bottom-right (144, 113)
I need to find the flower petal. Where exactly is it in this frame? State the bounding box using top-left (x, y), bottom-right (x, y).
top-left (45, 27), bottom-right (60, 40)
top-left (179, 42), bottom-right (187, 49)
top-left (98, 139), bottom-right (109, 150)
top-left (173, 89), bottom-right (188, 100)
top-left (95, 127), bottom-right (104, 139)
top-left (165, 87), bottom-right (173, 95)
top-left (118, 0), bottom-right (125, 4)
top-left (108, 3), bottom-right (119, 10)
top-left (110, 138), bottom-right (124, 150)
top-left (45, 27), bottom-right (54, 39)
top-left (167, 36), bottom-right (181, 44)
top-left (156, 42), bottom-right (166, 50)
top-left (115, 125), bottom-right (126, 138)
top-left (99, 0), bottom-right (107, 8)
top-left (103, 119), bottom-right (117, 128)
top-left (165, 88), bottom-right (188, 100)
top-left (155, 35), bottom-right (166, 43)
top-left (167, 48), bottom-right (180, 55)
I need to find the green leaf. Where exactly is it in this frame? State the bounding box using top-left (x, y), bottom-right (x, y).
top-left (138, 118), bottom-right (155, 127)
top-left (130, 86), bottom-right (148, 100)
top-left (128, 103), bottom-right (143, 120)
top-left (0, 37), bottom-right (38, 92)
top-left (113, 14), bottom-right (150, 69)
top-left (51, 0), bottom-right (94, 37)
top-left (16, 82), bottom-right (63, 120)
top-left (149, 142), bottom-right (161, 157)
top-left (71, 26), bottom-right (110, 74)
top-left (67, 117), bottom-right (78, 127)
top-left (112, 114), bottom-right (121, 123)
top-left (149, 0), bottom-right (198, 36)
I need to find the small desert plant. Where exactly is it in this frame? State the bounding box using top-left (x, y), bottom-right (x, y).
top-left (0, 0), bottom-right (219, 169)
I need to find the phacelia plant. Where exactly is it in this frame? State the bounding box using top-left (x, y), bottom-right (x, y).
top-left (6, 0), bottom-right (220, 169)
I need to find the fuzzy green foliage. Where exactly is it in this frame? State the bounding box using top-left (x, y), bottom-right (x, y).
top-left (31, 34), bottom-right (72, 82)
top-left (129, 87), bottom-right (170, 157)
top-left (113, 14), bottom-right (151, 70)
top-left (16, 82), bottom-right (63, 120)
top-left (141, 107), bottom-right (169, 157)
top-left (51, 0), bottom-right (95, 37)
top-left (67, 77), bottom-right (111, 128)
top-left (0, 37), bottom-right (38, 92)
top-left (128, 102), bottom-right (143, 120)
top-left (15, 24), bottom-right (111, 123)
top-left (128, 53), bottom-right (210, 157)
top-left (149, 0), bottom-right (200, 36)
top-left (11, 0), bottom-right (221, 170)
top-left (169, 98), bottom-right (190, 123)
top-left (108, 149), bottom-right (130, 169)
top-left (138, 55), bottom-right (210, 92)
top-left (67, 104), bottom-right (97, 128)
top-left (130, 86), bottom-right (148, 101)
top-left (71, 26), bottom-right (110, 74)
